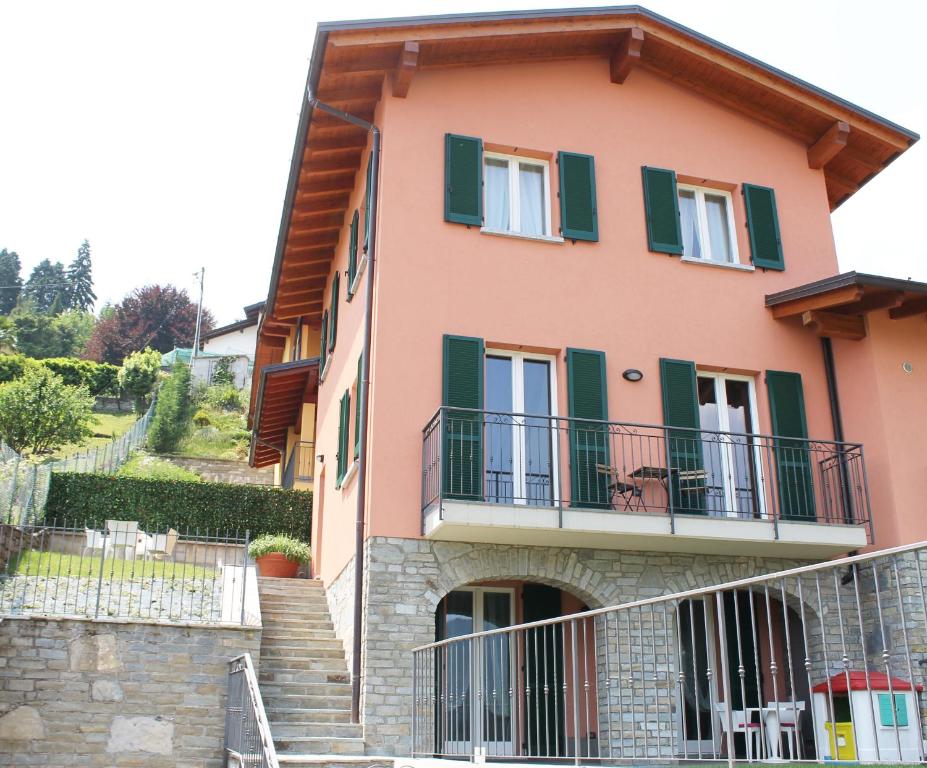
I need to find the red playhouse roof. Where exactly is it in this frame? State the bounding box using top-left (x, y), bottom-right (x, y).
top-left (812, 671), bottom-right (924, 694)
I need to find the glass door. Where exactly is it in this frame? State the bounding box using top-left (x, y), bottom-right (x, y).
top-left (677, 599), bottom-right (719, 756)
top-left (485, 352), bottom-right (557, 506)
top-left (696, 374), bottom-right (763, 518)
top-left (439, 588), bottom-right (515, 756)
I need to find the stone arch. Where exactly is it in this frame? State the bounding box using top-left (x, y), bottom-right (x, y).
top-left (425, 542), bottom-right (608, 612)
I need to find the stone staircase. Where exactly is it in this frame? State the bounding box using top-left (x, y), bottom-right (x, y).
top-left (257, 577), bottom-right (379, 767)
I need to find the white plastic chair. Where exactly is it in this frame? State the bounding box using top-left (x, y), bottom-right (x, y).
top-left (105, 520), bottom-right (139, 559)
top-left (144, 529), bottom-right (179, 561)
top-left (82, 528), bottom-right (109, 558)
top-left (763, 701), bottom-right (805, 759)
top-left (717, 702), bottom-right (762, 761)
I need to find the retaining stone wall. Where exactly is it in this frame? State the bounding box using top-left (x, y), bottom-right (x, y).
top-left (163, 456), bottom-right (275, 486)
top-left (0, 616), bottom-right (261, 767)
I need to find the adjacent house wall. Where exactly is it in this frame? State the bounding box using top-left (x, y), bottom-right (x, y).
top-left (203, 323), bottom-right (258, 359)
top-left (0, 616), bottom-right (261, 767)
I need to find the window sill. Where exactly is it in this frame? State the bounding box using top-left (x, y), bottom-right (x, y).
top-left (480, 228), bottom-right (564, 245)
top-left (680, 256), bottom-right (755, 273)
top-left (346, 254), bottom-right (368, 303)
top-left (339, 460), bottom-right (358, 491)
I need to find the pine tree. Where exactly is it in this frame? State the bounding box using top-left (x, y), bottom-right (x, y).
top-left (67, 240), bottom-right (96, 312)
top-left (0, 249), bottom-right (22, 315)
top-left (23, 259), bottom-right (69, 314)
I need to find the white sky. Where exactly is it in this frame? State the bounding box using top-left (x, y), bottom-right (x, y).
top-left (1, 1), bottom-right (924, 325)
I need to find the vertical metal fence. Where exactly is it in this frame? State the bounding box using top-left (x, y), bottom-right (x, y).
top-left (0, 519), bottom-right (251, 624)
top-left (413, 541), bottom-right (927, 764)
top-left (0, 395), bottom-right (157, 526)
top-left (226, 653), bottom-right (279, 768)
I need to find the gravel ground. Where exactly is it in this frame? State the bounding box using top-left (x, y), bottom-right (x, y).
top-left (0, 574), bottom-right (226, 622)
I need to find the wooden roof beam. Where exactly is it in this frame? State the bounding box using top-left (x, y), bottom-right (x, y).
top-left (842, 290), bottom-right (906, 314)
top-left (890, 297), bottom-right (927, 319)
top-left (610, 27), bottom-right (644, 84)
top-left (802, 310), bottom-right (866, 341)
top-left (391, 41), bottom-right (419, 98)
top-left (770, 285), bottom-right (864, 318)
top-left (808, 121), bottom-right (850, 169)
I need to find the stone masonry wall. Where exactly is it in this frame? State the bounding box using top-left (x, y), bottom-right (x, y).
top-left (163, 456), bottom-right (275, 486)
top-left (326, 555), bottom-right (357, 672)
top-left (359, 536), bottom-right (816, 755)
top-left (0, 616), bottom-right (261, 767)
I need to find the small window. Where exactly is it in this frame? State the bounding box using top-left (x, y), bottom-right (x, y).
top-left (677, 185), bottom-right (739, 265)
top-left (483, 153), bottom-right (551, 238)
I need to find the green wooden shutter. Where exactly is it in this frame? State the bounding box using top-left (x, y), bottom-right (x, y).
top-left (558, 152), bottom-right (598, 242)
top-left (744, 184), bottom-right (784, 270)
top-left (660, 358), bottom-right (706, 513)
top-left (767, 370), bottom-right (815, 519)
top-left (442, 334), bottom-right (484, 500)
top-left (444, 134), bottom-right (483, 226)
top-left (642, 167), bottom-right (683, 255)
top-left (354, 354), bottom-right (362, 460)
top-left (336, 389), bottom-right (350, 486)
top-left (363, 158), bottom-right (373, 252)
top-left (347, 209), bottom-right (359, 299)
top-left (328, 272), bottom-right (339, 353)
top-left (567, 348), bottom-right (610, 508)
top-left (319, 311), bottom-right (328, 372)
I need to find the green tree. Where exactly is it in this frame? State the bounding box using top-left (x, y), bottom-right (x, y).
top-left (8, 306), bottom-right (94, 359)
top-left (67, 240), bottom-right (96, 312)
top-left (23, 259), bottom-right (69, 314)
top-left (0, 367), bottom-right (95, 454)
top-left (118, 347), bottom-right (161, 411)
top-left (0, 249), bottom-right (22, 315)
top-left (148, 362), bottom-right (192, 453)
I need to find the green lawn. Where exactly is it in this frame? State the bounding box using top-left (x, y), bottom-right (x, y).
top-left (11, 550), bottom-right (215, 580)
top-left (41, 411), bottom-right (139, 462)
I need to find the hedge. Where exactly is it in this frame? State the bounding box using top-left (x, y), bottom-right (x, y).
top-left (0, 354), bottom-right (119, 396)
top-left (45, 472), bottom-right (312, 541)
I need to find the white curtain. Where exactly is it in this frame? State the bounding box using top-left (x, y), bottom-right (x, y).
top-left (485, 159), bottom-right (510, 231)
top-left (705, 194), bottom-right (732, 263)
top-left (678, 190), bottom-right (701, 259)
top-left (518, 163), bottom-right (545, 236)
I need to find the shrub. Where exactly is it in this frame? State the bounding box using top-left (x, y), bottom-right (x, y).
top-left (117, 452), bottom-right (202, 482)
top-left (45, 472), bottom-right (312, 541)
top-left (205, 384), bottom-right (242, 412)
top-left (0, 353), bottom-right (33, 383)
top-left (193, 409), bottom-right (211, 427)
top-left (248, 534), bottom-right (311, 564)
top-left (0, 354), bottom-right (119, 397)
top-left (211, 356), bottom-right (236, 387)
top-left (148, 362), bottom-right (192, 453)
top-left (118, 348), bottom-right (162, 411)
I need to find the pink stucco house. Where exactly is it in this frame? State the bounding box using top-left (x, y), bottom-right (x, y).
top-left (246, 7), bottom-right (924, 760)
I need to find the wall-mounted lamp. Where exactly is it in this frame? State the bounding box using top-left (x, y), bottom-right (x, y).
top-left (317, 455), bottom-right (325, 463)
top-left (622, 369), bottom-right (644, 382)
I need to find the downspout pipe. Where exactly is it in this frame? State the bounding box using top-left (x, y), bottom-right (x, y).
top-left (308, 97), bottom-right (379, 724)
top-left (821, 336), bottom-right (853, 524)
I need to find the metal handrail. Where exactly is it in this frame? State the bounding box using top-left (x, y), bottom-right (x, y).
top-left (225, 653), bottom-right (279, 768)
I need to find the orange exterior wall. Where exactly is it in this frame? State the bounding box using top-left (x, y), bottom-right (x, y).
top-left (834, 311), bottom-right (927, 548)
top-left (362, 59), bottom-right (841, 552)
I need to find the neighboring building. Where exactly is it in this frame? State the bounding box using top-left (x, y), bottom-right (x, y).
top-left (202, 300), bottom-right (264, 359)
top-left (162, 346), bottom-right (252, 389)
top-left (247, 7), bottom-right (921, 759)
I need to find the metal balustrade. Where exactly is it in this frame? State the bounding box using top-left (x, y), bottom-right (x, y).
top-left (422, 407), bottom-right (871, 539)
top-left (282, 441), bottom-right (315, 489)
top-left (413, 541), bottom-right (927, 763)
top-left (225, 653), bottom-right (279, 768)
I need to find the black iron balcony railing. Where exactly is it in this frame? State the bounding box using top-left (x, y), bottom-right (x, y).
top-left (421, 407), bottom-right (871, 537)
top-left (282, 441), bottom-right (314, 489)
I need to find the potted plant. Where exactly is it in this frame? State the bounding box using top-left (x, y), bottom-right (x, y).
top-left (248, 534), bottom-right (311, 578)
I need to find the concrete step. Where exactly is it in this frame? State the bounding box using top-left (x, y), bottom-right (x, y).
top-left (269, 721), bottom-right (363, 740)
top-left (264, 707), bottom-right (353, 724)
top-left (259, 669), bottom-right (349, 685)
top-left (262, 645), bottom-right (345, 660)
top-left (260, 681), bottom-right (352, 698)
top-left (262, 693), bottom-right (352, 711)
top-left (275, 736), bottom-right (365, 755)
top-left (261, 637), bottom-right (344, 652)
top-left (262, 615), bottom-right (334, 628)
top-left (257, 656), bottom-right (348, 672)
top-left (261, 611), bottom-right (333, 623)
top-left (260, 628), bottom-right (338, 641)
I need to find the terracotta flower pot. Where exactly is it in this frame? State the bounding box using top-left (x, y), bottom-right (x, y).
top-left (255, 552), bottom-right (300, 578)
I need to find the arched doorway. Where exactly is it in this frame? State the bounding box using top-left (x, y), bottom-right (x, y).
top-left (434, 580), bottom-right (595, 758)
top-left (676, 589), bottom-right (813, 760)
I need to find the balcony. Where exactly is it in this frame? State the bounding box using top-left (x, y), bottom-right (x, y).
top-left (282, 441), bottom-right (314, 489)
top-left (421, 408), bottom-right (871, 557)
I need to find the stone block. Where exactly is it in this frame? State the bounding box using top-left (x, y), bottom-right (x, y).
top-left (91, 679), bottom-right (124, 702)
top-left (0, 705), bottom-right (45, 740)
top-left (106, 715), bottom-right (173, 755)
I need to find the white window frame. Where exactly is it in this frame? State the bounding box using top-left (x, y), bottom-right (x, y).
top-left (485, 348), bottom-right (560, 507)
top-left (695, 371), bottom-right (767, 519)
top-left (677, 184), bottom-right (741, 266)
top-left (482, 152), bottom-right (553, 240)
